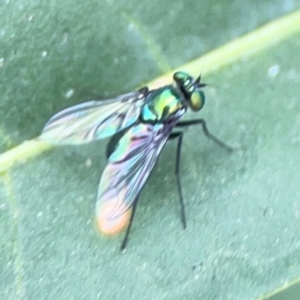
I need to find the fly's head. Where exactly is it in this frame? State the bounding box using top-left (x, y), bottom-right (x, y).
top-left (173, 71), bottom-right (206, 111)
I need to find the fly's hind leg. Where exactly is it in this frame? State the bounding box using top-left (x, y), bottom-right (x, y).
top-left (120, 197), bottom-right (139, 251)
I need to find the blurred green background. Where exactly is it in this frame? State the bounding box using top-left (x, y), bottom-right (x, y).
top-left (1, 1), bottom-right (300, 299)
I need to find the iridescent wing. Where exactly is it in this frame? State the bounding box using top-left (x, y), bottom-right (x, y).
top-left (95, 121), bottom-right (176, 225)
top-left (39, 89), bottom-right (148, 144)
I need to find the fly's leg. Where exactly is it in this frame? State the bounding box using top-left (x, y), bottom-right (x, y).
top-left (120, 197), bottom-right (139, 251)
top-left (169, 132), bottom-right (186, 229)
top-left (168, 118), bottom-right (234, 228)
top-left (175, 119), bottom-right (234, 152)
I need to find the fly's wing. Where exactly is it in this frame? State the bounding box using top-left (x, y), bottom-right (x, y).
top-left (39, 90), bottom-right (147, 144)
top-left (95, 122), bottom-right (174, 228)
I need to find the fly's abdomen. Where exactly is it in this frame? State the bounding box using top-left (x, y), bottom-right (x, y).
top-left (140, 87), bottom-right (184, 123)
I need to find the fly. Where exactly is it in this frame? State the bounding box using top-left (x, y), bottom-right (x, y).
top-left (39, 71), bottom-right (234, 250)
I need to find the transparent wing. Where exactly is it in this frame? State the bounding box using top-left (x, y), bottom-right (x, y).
top-left (39, 90), bottom-right (147, 144)
top-left (96, 122), bottom-right (174, 221)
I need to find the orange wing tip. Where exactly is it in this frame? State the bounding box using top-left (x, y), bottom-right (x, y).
top-left (96, 202), bottom-right (131, 236)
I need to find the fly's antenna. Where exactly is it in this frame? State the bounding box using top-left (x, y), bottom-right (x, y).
top-left (195, 59), bottom-right (207, 88)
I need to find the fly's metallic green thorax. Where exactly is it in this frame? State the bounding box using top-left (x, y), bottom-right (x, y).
top-left (140, 72), bottom-right (206, 124)
top-left (140, 87), bottom-right (185, 123)
top-left (173, 71), bottom-right (206, 111)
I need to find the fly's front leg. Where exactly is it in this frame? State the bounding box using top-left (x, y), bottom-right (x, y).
top-left (168, 132), bottom-right (186, 229)
top-left (175, 119), bottom-right (234, 152)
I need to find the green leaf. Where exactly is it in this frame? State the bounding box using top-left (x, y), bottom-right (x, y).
top-left (1, 1), bottom-right (300, 299)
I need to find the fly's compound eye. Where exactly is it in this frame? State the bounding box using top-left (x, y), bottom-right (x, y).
top-left (189, 90), bottom-right (205, 111)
